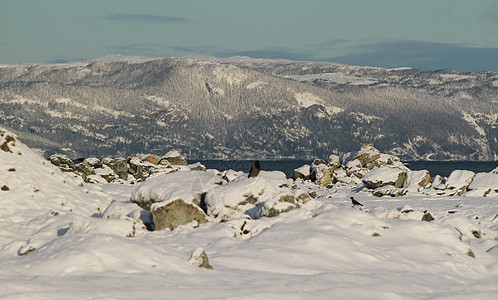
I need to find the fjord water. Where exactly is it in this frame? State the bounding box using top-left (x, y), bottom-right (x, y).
top-left (199, 160), bottom-right (497, 178)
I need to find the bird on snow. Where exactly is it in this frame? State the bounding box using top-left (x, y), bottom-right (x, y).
top-left (248, 161), bottom-right (261, 178)
top-left (350, 196), bottom-right (363, 207)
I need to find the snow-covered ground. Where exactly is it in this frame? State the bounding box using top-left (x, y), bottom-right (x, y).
top-left (1, 128), bottom-right (497, 299)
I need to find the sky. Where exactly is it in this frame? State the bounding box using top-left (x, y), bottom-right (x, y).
top-left (1, 0), bottom-right (498, 72)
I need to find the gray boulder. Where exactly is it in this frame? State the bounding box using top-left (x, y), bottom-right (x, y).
top-left (362, 166), bottom-right (408, 189)
top-left (50, 154), bottom-right (75, 171)
top-left (293, 164), bottom-right (310, 181)
top-left (160, 150), bottom-right (187, 166)
top-left (103, 157), bottom-right (129, 180)
top-left (151, 199), bottom-right (208, 231)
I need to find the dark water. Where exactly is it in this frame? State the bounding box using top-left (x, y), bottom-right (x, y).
top-left (199, 160), bottom-right (497, 178)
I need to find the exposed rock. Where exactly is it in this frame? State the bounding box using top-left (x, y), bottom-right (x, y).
top-left (248, 193), bottom-right (297, 219)
top-left (353, 144), bottom-right (381, 168)
top-left (465, 172), bottom-right (498, 197)
top-left (362, 167), bottom-right (408, 189)
top-left (293, 164), bottom-right (310, 181)
top-left (161, 150), bottom-right (187, 166)
top-left (446, 170), bottom-right (475, 196)
top-left (94, 165), bottom-right (118, 183)
top-left (128, 157), bottom-right (156, 180)
top-left (103, 157), bottom-right (129, 180)
top-left (189, 248), bottom-right (213, 269)
top-left (310, 160), bottom-right (334, 186)
top-left (189, 162), bottom-right (206, 171)
top-left (83, 157), bottom-right (102, 168)
top-left (50, 154), bottom-right (75, 171)
top-left (422, 211), bottom-right (434, 222)
top-left (151, 199), bottom-right (208, 231)
top-left (75, 162), bottom-right (95, 181)
top-left (372, 185), bottom-right (407, 197)
top-left (145, 154), bottom-right (162, 165)
top-left (204, 171), bottom-right (293, 222)
top-left (327, 154), bottom-right (341, 168)
top-left (404, 170), bottom-right (432, 192)
top-left (432, 175), bottom-right (446, 190)
top-left (221, 169), bottom-right (243, 182)
top-left (0, 130), bottom-right (16, 153)
top-left (131, 170), bottom-right (223, 210)
top-left (294, 189), bottom-right (312, 204)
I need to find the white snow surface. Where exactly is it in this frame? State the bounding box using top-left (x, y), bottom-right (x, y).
top-left (1, 128), bottom-right (498, 299)
top-left (131, 170), bottom-right (223, 206)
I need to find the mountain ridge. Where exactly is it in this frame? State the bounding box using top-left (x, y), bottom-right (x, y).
top-left (0, 56), bottom-right (496, 160)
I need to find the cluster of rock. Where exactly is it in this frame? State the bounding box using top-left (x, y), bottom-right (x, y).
top-left (122, 169), bottom-right (313, 231)
top-left (294, 144), bottom-right (498, 198)
top-left (49, 150), bottom-right (203, 183)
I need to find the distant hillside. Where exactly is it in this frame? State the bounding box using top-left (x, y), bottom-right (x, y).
top-left (0, 56), bottom-right (496, 160)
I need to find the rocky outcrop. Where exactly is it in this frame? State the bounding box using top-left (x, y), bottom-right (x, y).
top-left (50, 154), bottom-right (75, 172)
top-left (49, 150), bottom-right (195, 183)
top-left (204, 171), bottom-right (312, 222)
top-left (103, 157), bottom-right (129, 180)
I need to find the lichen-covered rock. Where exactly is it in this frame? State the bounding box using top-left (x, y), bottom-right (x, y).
top-left (151, 199), bottom-right (208, 231)
top-left (75, 162), bottom-right (95, 181)
top-left (362, 166), bottom-right (408, 189)
top-left (50, 154), bottom-right (75, 171)
top-left (103, 157), bottom-right (129, 180)
top-left (160, 150), bottom-right (187, 166)
top-left (0, 130), bottom-right (16, 153)
top-left (128, 157), bottom-right (157, 180)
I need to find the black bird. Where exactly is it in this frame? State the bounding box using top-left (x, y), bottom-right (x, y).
top-left (248, 161), bottom-right (261, 178)
top-left (351, 197), bottom-right (363, 207)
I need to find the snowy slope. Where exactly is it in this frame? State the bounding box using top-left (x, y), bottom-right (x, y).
top-left (0, 128), bottom-right (497, 299)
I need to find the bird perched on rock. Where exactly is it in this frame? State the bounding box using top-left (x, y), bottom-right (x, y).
top-left (248, 161), bottom-right (261, 178)
top-left (350, 196), bottom-right (363, 207)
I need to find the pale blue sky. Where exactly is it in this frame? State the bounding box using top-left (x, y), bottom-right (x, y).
top-left (1, 0), bottom-right (498, 71)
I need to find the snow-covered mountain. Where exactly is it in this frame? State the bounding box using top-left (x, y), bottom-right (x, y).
top-left (0, 55), bottom-right (496, 160)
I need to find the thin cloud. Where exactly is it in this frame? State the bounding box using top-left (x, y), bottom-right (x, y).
top-left (216, 47), bottom-right (311, 61)
top-left (480, 1), bottom-right (498, 23)
top-left (106, 13), bottom-right (190, 23)
top-left (324, 40), bottom-right (498, 72)
top-left (48, 56), bottom-right (87, 64)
